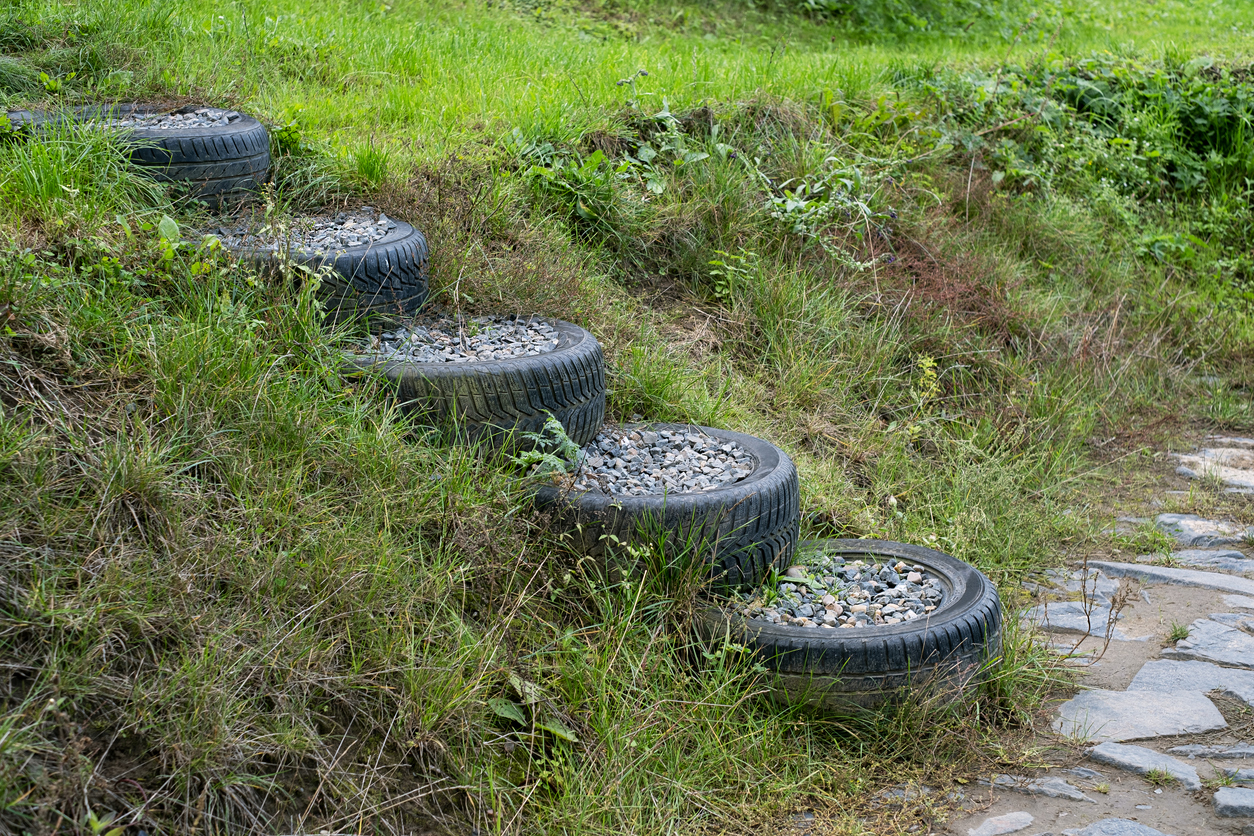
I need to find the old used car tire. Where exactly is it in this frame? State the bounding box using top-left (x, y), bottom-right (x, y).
top-left (349, 316), bottom-right (605, 448)
top-left (534, 424), bottom-right (800, 588)
top-left (65, 103), bottom-right (269, 205)
top-left (241, 218), bottom-right (431, 324)
top-left (693, 539), bottom-right (1002, 712)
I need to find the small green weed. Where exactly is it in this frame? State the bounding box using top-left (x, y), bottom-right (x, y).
top-left (1145, 768), bottom-right (1177, 787)
top-left (1168, 622), bottom-right (1190, 642)
top-left (512, 413), bottom-right (581, 475)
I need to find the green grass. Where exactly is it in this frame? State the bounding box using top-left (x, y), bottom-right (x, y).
top-left (1, 0), bottom-right (1253, 833)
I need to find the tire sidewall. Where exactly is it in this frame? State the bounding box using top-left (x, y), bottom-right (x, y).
top-left (695, 538), bottom-right (1002, 675)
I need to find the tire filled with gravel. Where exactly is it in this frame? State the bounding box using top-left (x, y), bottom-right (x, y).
top-left (64, 104), bottom-right (270, 205)
top-left (348, 314), bottom-right (605, 448)
top-left (213, 208), bottom-right (429, 324)
top-left (533, 423), bottom-right (800, 588)
top-left (693, 539), bottom-right (1002, 712)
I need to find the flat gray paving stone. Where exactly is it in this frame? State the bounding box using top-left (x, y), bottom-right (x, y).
top-left (1039, 568), bottom-right (1121, 603)
top-left (1168, 744), bottom-right (1254, 759)
top-left (1214, 786), bottom-right (1254, 817)
top-left (1090, 561), bottom-right (1254, 596)
top-left (1024, 601), bottom-right (1133, 640)
top-left (968, 811), bottom-right (1033, 836)
top-left (1175, 444), bottom-right (1254, 491)
top-left (1162, 618), bottom-right (1254, 669)
top-left (1128, 658), bottom-right (1254, 706)
top-left (1086, 742), bottom-right (1203, 790)
top-left (1223, 768), bottom-right (1254, 781)
top-left (1065, 766), bottom-right (1106, 780)
top-left (1159, 548), bottom-right (1254, 573)
top-left (1054, 690), bottom-right (1226, 743)
top-left (1155, 513), bottom-right (1254, 547)
top-left (1209, 612), bottom-right (1254, 630)
top-left (1225, 594), bottom-right (1254, 611)
top-left (1062, 820), bottom-right (1175, 836)
top-left (982, 773), bottom-right (1093, 802)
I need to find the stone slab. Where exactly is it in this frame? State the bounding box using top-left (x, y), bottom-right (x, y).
top-left (1175, 447), bottom-right (1254, 490)
top-left (1128, 658), bottom-right (1254, 706)
top-left (1024, 601), bottom-right (1131, 640)
top-left (968, 811), bottom-right (1033, 836)
top-left (983, 773), bottom-right (1093, 802)
top-left (1162, 618), bottom-right (1254, 669)
top-left (1062, 820), bottom-right (1175, 836)
top-left (1224, 768), bottom-right (1254, 781)
top-left (1090, 562), bottom-right (1254, 596)
top-left (1086, 742), bottom-right (1203, 790)
top-left (1054, 689), bottom-right (1226, 743)
top-left (1207, 436), bottom-right (1254, 449)
top-left (1156, 513), bottom-right (1253, 547)
top-left (1215, 786), bottom-right (1254, 817)
top-left (1210, 612), bottom-right (1254, 631)
top-left (1226, 595), bottom-right (1254, 611)
top-left (1169, 744), bottom-right (1254, 759)
top-left (1030, 568), bottom-right (1120, 603)
top-left (1163, 548), bottom-right (1254, 573)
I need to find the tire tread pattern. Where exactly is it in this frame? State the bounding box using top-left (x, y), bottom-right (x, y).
top-left (535, 424), bottom-right (800, 587)
top-left (351, 318), bottom-right (606, 448)
top-left (694, 539), bottom-right (1003, 709)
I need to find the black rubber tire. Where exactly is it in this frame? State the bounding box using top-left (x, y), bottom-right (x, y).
top-left (693, 539), bottom-right (1002, 712)
top-left (51, 104), bottom-right (269, 206)
top-left (349, 317), bottom-right (605, 448)
top-left (534, 424), bottom-right (800, 588)
top-left (236, 219), bottom-right (430, 325)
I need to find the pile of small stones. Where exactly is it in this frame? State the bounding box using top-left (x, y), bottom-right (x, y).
top-left (731, 548), bottom-right (945, 628)
top-left (206, 208), bottom-right (396, 254)
top-left (96, 107), bottom-right (243, 130)
top-left (359, 314), bottom-right (560, 363)
top-left (568, 426), bottom-right (755, 496)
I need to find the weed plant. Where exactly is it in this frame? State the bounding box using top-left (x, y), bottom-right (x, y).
top-left (0, 0), bottom-right (1253, 833)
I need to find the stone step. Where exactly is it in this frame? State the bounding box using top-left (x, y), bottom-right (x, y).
top-left (1128, 658), bottom-right (1254, 706)
top-left (1053, 689), bottom-right (1226, 743)
top-left (1086, 742), bottom-right (1203, 791)
top-left (1162, 618), bottom-right (1254, 669)
top-left (1088, 561), bottom-right (1254, 596)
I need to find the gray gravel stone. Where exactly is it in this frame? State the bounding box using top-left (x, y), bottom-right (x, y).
top-left (1023, 600), bottom-right (1133, 640)
top-left (967, 812), bottom-right (1033, 836)
top-left (1085, 742), bottom-right (1203, 790)
top-left (360, 314), bottom-right (559, 364)
top-left (569, 426), bottom-right (754, 497)
top-left (96, 106), bottom-right (242, 129)
top-left (1169, 744), bottom-right (1254, 759)
top-left (208, 208), bottom-right (397, 255)
top-left (982, 773), bottom-right (1093, 802)
top-left (1128, 659), bottom-right (1254, 706)
top-left (1155, 513), bottom-right (1254, 547)
top-left (1215, 786), bottom-right (1254, 817)
top-left (1062, 820), bottom-right (1175, 836)
top-left (1162, 618), bottom-right (1254, 668)
top-left (1089, 562), bottom-right (1254, 596)
top-left (729, 545), bottom-right (942, 629)
top-left (1054, 689), bottom-right (1226, 743)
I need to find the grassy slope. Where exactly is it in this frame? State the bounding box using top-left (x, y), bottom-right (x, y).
top-left (2, 0), bottom-right (1254, 834)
